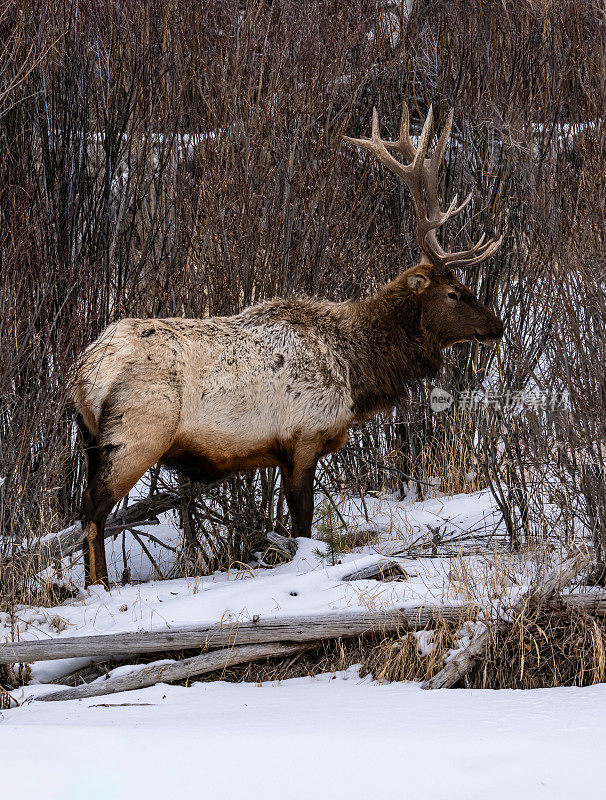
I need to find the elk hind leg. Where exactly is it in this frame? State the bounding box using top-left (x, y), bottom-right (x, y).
top-left (76, 414), bottom-right (106, 585)
top-left (81, 471), bottom-right (115, 588)
top-left (81, 438), bottom-right (171, 588)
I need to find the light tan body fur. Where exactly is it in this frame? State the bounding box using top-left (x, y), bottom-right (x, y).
top-left (74, 301), bottom-right (354, 500)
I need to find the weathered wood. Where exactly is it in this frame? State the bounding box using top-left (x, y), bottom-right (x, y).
top-left (265, 531), bottom-right (297, 558)
top-left (2, 585), bottom-right (603, 669)
top-left (422, 552), bottom-right (591, 690)
top-left (342, 559), bottom-right (409, 582)
top-left (559, 591), bottom-right (606, 615)
top-left (14, 491), bottom-right (179, 569)
top-left (38, 642), bottom-right (312, 702)
top-left (0, 604), bottom-right (474, 665)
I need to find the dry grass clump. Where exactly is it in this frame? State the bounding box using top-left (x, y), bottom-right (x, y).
top-left (220, 638), bottom-right (370, 685)
top-left (187, 607), bottom-right (606, 689)
top-left (359, 608), bottom-right (606, 689)
top-left (0, 558), bottom-right (79, 610)
top-left (360, 626), bottom-right (460, 684)
top-left (465, 608), bottom-right (606, 689)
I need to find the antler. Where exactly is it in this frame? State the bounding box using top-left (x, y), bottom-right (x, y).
top-left (343, 104), bottom-right (502, 271)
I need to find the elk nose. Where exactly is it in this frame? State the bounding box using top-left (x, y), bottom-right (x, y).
top-left (494, 316), bottom-right (504, 339)
top-left (489, 316), bottom-right (504, 340)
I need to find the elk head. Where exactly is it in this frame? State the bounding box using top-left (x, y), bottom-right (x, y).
top-left (344, 104), bottom-right (504, 351)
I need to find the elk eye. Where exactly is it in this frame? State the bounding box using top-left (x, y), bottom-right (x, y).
top-left (448, 292), bottom-right (458, 300)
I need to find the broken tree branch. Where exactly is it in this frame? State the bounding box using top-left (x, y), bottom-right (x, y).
top-left (106, 519), bottom-right (160, 533)
top-left (0, 604), bottom-right (472, 665)
top-left (342, 559), bottom-right (409, 582)
top-left (421, 552), bottom-right (591, 690)
top-left (3, 585), bottom-right (604, 667)
top-left (38, 642), bottom-right (313, 702)
top-left (14, 491), bottom-right (180, 569)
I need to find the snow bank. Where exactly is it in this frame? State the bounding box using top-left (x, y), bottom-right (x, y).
top-left (0, 490), bottom-right (531, 684)
top-left (3, 670), bottom-right (605, 800)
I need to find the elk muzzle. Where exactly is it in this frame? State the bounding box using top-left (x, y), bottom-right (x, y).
top-left (474, 311), bottom-right (504, 344)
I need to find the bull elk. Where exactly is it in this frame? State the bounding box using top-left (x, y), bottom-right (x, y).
top-left (73, 103), bottom-right (503, 587)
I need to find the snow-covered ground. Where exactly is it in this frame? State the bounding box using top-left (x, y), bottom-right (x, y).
top-left (1, 488), bottom-right (602, 798)
top-left (1, 489), bottom-right (521, 684)
top-left (3, 671), bottom-right (605, 799)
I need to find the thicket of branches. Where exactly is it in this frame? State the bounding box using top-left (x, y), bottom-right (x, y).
top-left (0, 0), bottom-right (604, 596)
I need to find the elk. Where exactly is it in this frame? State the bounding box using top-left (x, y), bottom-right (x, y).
top-left (73, 103), bottom-right (503, 587)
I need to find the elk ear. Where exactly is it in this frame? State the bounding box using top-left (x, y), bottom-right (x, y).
top-left (406, 270), bottom-right (431, 292)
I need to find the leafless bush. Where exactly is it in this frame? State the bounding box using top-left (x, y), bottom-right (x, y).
top-left (0, 0), bottom-right (604, 600)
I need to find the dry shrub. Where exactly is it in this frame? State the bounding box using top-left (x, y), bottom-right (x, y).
top-left (361, 608), bottom-right (606, 689)
top-left (360, 626), bottom-right (460, 684)
top-left (221, 638), bottom-right (372, 685)
top-left (1, 0), bottom-right (605, 603)
top-left (465, 608), bottom-right (606, 689)
top-left (197, 607), bottom-right (606, 690)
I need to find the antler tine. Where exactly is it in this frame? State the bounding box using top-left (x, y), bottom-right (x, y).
top-left (343, 102), bottom-right (502, 272)
top-left (343, 106), bottom-right (432, 253)
top-left (446, 242), bottom-right (502, 269)
top-left (442, 193), bottom-right (460, 222)
top-left (400, 102), bottom-right (410, 144)
top-left (341, 107), bottom-right (388, 153)
top-left (437, 190), bottom-right (474, 229)
top-left (382, 102), bottom-right (416, 161)
top-left (429, 108), bottom-right (453, 179)
top-left (438, 233), bottom-right (487, 262)
top-left (411, 105), bottom-right (434, 173)
top-left (417, 105), bottom-right (501, 270)
top-left (464, 235), bottom-right (503, 266)
top-left (439, 234), bottom-right (504, 268)
top-left (371, 106), bottom-right (381, 141)
top-left (342, 107), bottom-right (414, 185)
top-left (450, 190), bottom-right (473, 218)
top-left (423, 107), bottom-right (452, 227)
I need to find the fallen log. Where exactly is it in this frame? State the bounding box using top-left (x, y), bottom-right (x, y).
top-left (558, 591), bottom-right (606, 615)
top-left (422, 552), bottom-right (591, 690)
top-left (0, 604), bottom-right (476, 665)
top-left (265, 531), bottom-right (298, 558)
top-left (38, 642), bottom-right (312, 702)
top-left (3, 588), bottom-right (605, 667)
top-left (342, 559), bottom-right (409, 582)
top-left (12, 491), bottom-right (179, 569)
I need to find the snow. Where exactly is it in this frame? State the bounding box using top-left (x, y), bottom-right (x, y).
top-left (2, 487), bottom-right (602, 798)
top-left (43, 485), bottom-right (508, 585)
top-left (2, 489), bottom-right (517, 683)
top-left (0, 489), bottom-right (560, 686)
top-left (10, 537), bottom-right (459, 684)
top-left (2, 670), bottom-right (605, 799)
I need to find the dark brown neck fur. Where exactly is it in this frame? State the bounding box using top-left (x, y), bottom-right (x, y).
top-left (343, 274), bottom-right (443, 420)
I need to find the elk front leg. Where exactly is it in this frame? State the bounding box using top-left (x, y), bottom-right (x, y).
top-left (282, 460), bottom-right (317, 538)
